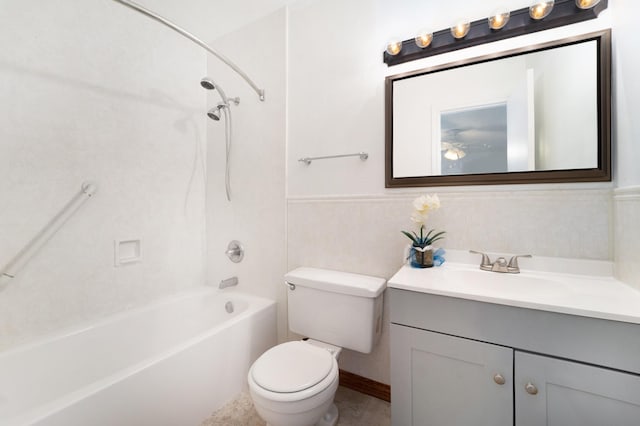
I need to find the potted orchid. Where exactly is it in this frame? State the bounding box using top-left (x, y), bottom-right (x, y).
top-left (402, 194), bottom-right (446, 268)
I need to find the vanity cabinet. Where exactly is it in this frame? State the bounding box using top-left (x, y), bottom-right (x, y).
top-left (390, 324), bottom-right (513, 426)
top-left (390, 288), bottom-right (640, 426)
top-left (515, 351), bottom-right (640, 426)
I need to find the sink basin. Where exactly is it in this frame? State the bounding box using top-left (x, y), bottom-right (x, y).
top-left (410, 262), bottom-right (579, 307)
top-left (388, 256), bottom-right (640, 324)
top-left (436, 266), bottom-right (566, 298)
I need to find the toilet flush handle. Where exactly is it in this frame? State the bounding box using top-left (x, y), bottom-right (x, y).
top-left (288, 283), bottom-right (296, 291)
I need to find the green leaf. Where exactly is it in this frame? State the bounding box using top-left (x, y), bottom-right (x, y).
top-left (401, 231), bottom-right (419, 245)
top-left (428, 236), bottom-right (445, 244)
top-left (424, 230), bottom-right (446, 245)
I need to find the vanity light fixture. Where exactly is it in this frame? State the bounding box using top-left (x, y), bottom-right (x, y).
top-left (450, 21), bottom-right (471, 39)
top-left (530, 1), bottom-right (555, 20)
top-left (576, 0), bottom-right (601, 9)
top-left (383, 0), bottom-right (607, 66)
top-left (488, 10), bottom-right (510, 30)
top-left (386, 39), bottom-right (403, 56)
top-left (415, 30), bottom-right (433, 48)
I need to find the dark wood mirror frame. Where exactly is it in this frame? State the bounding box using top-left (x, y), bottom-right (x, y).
top-left (385, 29), bottom-right (611, 188)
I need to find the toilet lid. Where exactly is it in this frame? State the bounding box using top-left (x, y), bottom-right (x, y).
top-left (251, 341), bottom-right (334, 393)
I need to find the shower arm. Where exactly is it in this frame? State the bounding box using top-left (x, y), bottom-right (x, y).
top-left (213, 80), bottom-right (230, 106)
top-left (111, 0), bottom-right (265, 102)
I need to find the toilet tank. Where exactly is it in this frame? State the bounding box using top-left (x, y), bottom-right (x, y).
top-left (285, 267), bottom-right (386, 354)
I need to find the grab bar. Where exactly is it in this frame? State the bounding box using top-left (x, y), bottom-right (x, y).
top-left (0, 182), bottom-right (98, 289)
top-left (298, 152), bottom-right (369, 165)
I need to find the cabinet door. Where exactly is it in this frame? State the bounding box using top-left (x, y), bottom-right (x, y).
top-left (391, 324), bottom-right (513, 426)
top-left (515, 351), bottom-right (640, 426)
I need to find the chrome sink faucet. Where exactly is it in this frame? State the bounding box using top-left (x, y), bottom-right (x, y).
top-left (469, 250), bottom-right (532, 274)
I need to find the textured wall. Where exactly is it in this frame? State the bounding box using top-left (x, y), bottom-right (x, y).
top-left (285, 0), bottom-right (617, 385)
top-left (287, 189), bottom-right (612, 384)
top-left (611, 1), bottom-right (640, 287)
top-left (614, 187), bottom-right (640, 290)
top-left (206, 10), bottom-right (288, 342)
top-left (0, 0), bottom-right (207, 349)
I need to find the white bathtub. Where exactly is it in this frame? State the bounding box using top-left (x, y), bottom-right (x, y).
top-left (0, 288), bottom-right (276, 426)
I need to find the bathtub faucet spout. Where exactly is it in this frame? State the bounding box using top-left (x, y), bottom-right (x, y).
top-left (219, 276), bottom-right (238, 289)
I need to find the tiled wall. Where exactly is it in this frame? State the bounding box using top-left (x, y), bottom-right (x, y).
top-left (287, 188), bottom-right (612, 384)
top-left (614, 187), bottom-right (640, 290)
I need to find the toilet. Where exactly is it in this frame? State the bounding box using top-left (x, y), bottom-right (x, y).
top-left (247, 267), bottom-right (386, 426)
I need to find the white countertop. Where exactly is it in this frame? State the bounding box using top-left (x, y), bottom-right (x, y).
top-left (388, 260), bottom-right (640, 325)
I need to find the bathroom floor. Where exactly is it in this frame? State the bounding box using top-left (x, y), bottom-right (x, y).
top-left (201, 386), bottom-right (390, 426)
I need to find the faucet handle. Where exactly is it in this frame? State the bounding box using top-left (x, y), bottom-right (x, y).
top-left (225, 240), bottom-right (244, 263)
top-left (507, 254), bottom-right (532, 272)
top-left (469, 250), bottom-right (492, 270)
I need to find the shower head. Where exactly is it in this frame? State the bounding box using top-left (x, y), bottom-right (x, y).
top-left (207, 104), bottom-right (227, 121)
top-left (200, 77), bottom-right (216, 90)
top-left (207, 108), bottom-right (221, 121)
top-left (200, 76), bottom-right (233, 106)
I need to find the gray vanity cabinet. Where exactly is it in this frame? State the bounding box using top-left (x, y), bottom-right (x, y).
top-left (515, 351), bottom-right (640, 426)
top-left (390, 288), bottom-right (640, 426)
top-left (390, 324), bottom-right (513, 426)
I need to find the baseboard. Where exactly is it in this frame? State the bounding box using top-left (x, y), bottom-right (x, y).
top-left (338, 369), bottom-right (390, 402)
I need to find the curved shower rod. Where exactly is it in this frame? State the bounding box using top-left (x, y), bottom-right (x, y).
top-left (111, 0), bottom-right (266, 102)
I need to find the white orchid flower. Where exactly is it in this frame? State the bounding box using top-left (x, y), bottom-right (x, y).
top-left (412, 194), bottom-right (440, 215)
top-left (403, 194), bottom-right (445, 259)
top-left (410, 211), bottom-right (427, 224)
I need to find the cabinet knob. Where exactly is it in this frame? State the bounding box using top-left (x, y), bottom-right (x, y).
top-left (525, 382), bottom-right (538, 395)
top-left (493, 373), bottom-right (506, 385)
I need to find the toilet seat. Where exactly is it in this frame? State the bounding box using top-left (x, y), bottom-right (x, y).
top-left (252, 341), bottom-right (334, 393)
top-left (249, 341), bottom-right (339, 403)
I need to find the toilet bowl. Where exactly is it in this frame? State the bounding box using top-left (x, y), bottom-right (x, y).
top-left (247, 267), bottom-right (386, 426)
top-left (248, 341), bottom-right (340, 426)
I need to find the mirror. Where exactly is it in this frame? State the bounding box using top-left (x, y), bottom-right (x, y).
top-left (385, 30), bottom-right (611, 188)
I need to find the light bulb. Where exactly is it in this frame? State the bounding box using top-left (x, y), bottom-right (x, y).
top-left (576, 0), bottom-right (601, 9)
top-left (488, 10), bottom-right (510, 30)
top-left (444, 148), bottom-right (466, 161)
top-left (529, 1), bottom-right (554, 20)
top-left (415, 31), bottom-right (433, 48)
top-left (450, 21), bottom-right (470, 39)
top-left (386, 40), bottom-right (402, 56)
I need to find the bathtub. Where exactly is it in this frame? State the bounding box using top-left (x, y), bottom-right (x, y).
top-left (0, 288), bottom-right (276, 426)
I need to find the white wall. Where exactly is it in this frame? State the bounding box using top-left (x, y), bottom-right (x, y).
top-left (136, 0), bottom-right (298, 44)
top-left (205, 10), bottom-right (288, 342)
top-left (0, 0), bottom-right (207, 349)
top-left (612, 0), bottom-right (640, 288)
top-left (287, 0), bottom-right (612, 197)
top-left (612, 0), bottom-right (640, 188)
top-left (286, 0), bottom-right (620, 385)
top-left (3, 0), bottom-right (638, 395)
